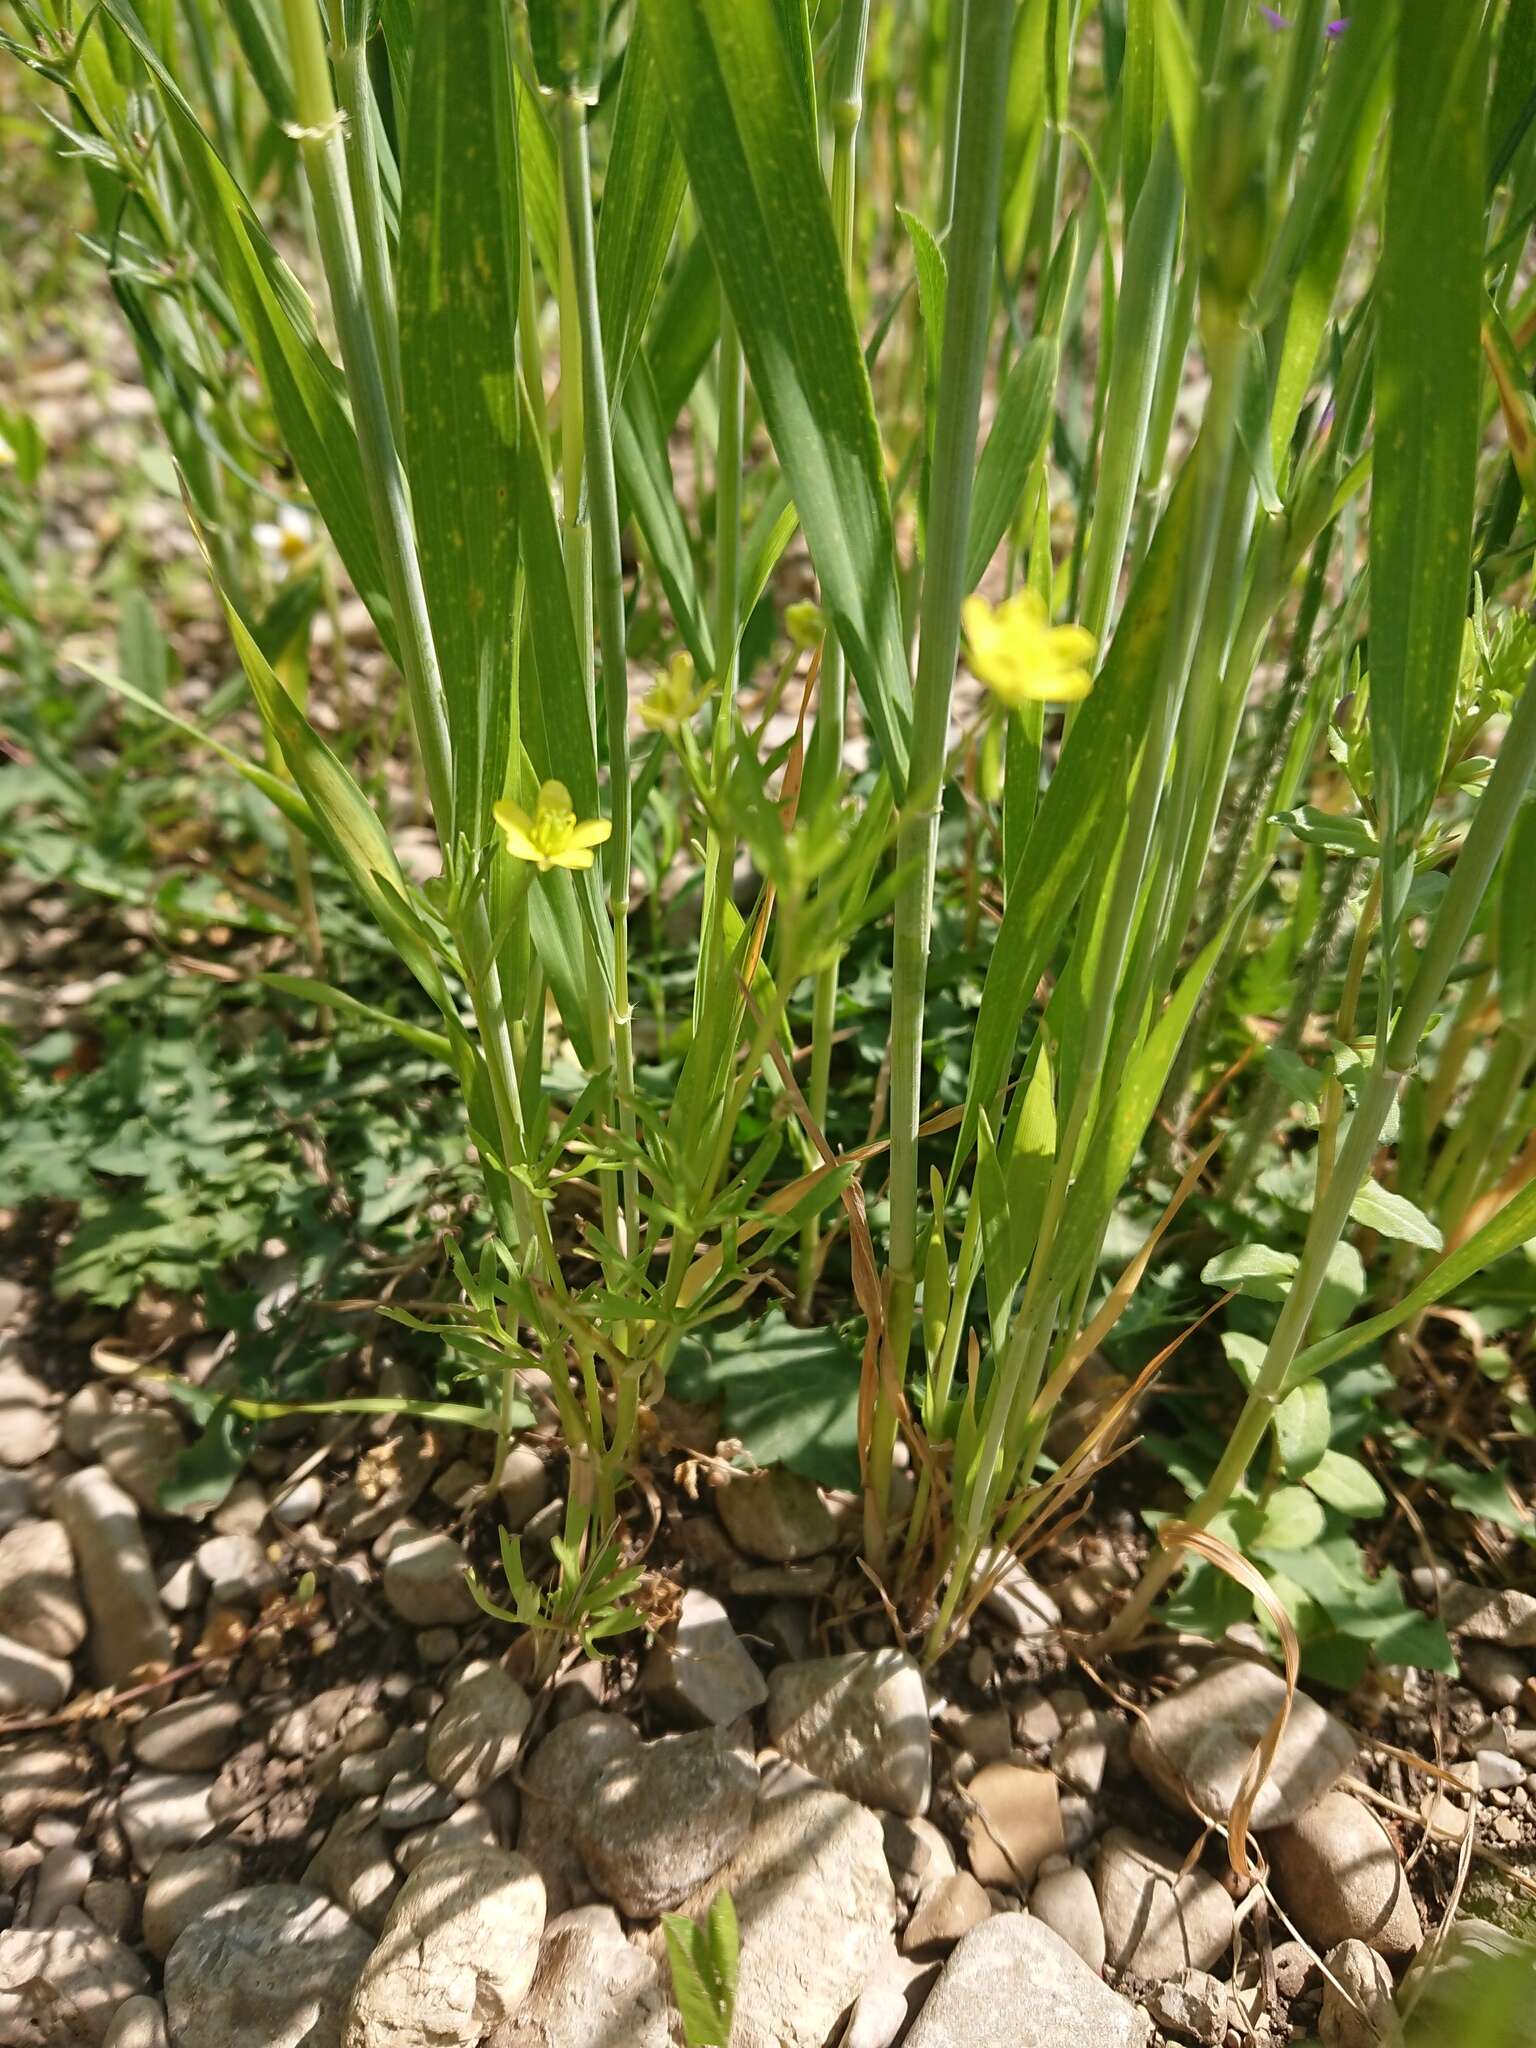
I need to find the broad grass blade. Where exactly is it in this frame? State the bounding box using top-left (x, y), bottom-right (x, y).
top-left (400, 0), bottom-right (521, 851)
top-left (639, 0), bottom-right (913, 793)
top-left (1370, 5), bottom-right (1486, 872)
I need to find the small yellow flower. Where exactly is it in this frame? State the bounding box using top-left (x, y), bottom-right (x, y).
top-left (493, 780), bottom-right (611, 872)
top-left (638, 653), bottom-right (711, 736)
top-left (962, 592), bottom-right (1097, 707)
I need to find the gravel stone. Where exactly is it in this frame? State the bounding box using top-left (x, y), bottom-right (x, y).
top-left (0, 1909), bottom-right (148, 2046)
top-left (714, 1468), bottom-right (839, 1561)
top-left (1029, 1864), bottom-right (1107, 1973)
top-left (379, 1520), bottom-right (478, 1626)
top-left (962, 1764), bottom-right (1064, 1889)
top-left (52, 1467), bottom-right (174, 1684)
top-left (665, 1778), bottom-right (896, 2048)
top-left (1131, 1656), bottom-right (1356, 1830)
top-left (102, 1996), bottom-right (169, 2048)
top-left (425, 1662), bottom-right (533, 1797)
top-left (0, 1739), bottom-right (89, 1834)
top-left (1319, 1938), bottom-right (1398, 2048)
top-left (903, 1912), bottom-right (1149, 2048)
top-left (881, 1814), bottom-right (957, 1908)
top-left (518, 1713), bottom-right (640, 1916)
top-left (975, 1549), bottom-right (1061, 1640)
top-left (163, 1884), bottom-right (372, 2048)
top-left (130, 1692), bottom-right (244, 1772)
top-left (0, 1632), bottom-right (74, 1713)
top-left (901, 1871), bottom-right (992, 1956)
top-left (341, 1845), bottom-right (544, 2048)
top-left (496, 1446), bottom-right (551, 1532)
top-left (143, 1847), bottom-right (245, 1959)
top-left (1440, 1582), bottom-right (1536, 1648)
top-left (0, 1362), bottom-right (59, 1468)
top-left (490, 1904), bottom-right (672, 2046)
top-left (118, 1773), bottom-right (217, 1870)
top-left (765, 1650), bottom-right (931, 1816)
top-left (1094, 1828), bottom-right (1236, 1979)
top-left (1268, 1790), bottom-right (1422, 1956)
top-left (0, 1519), bottom-right (86, 1657)
top-left (304, 1802), bottom-right (402, 1933)
top-left (1148, 1968), bottom-right (1229, 2045)
top-left (575, 1725), bottom-right (758, 1916)
top-left (642, 1588), bottom-right (768, 1727)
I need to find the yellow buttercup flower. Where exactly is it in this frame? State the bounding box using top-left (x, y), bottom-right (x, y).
top-left (638, 652), bottom-right (711, 736)
top-left (494, 780), bottom-right (611, 872)
top-left (962, 591), bottom-right (1097, 707)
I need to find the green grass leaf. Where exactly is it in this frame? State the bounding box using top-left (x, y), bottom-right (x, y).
top-left (1288, 1178), bottom-right (1536, 1385)
top-left (596, 21), bottom-right (687, 406)
top-left (101, 0), bottom-right (395, 655)
top-left (965, 335), bottom-right (1057, 590)
top-left (956, 463), bottom-right (1198, 1172)
top-left (399, 0), bottom-right (522, 851)
top-left (639, 0), bottom-right (912, 789)
top-left (1371, 5), bottom-right (1487, 877)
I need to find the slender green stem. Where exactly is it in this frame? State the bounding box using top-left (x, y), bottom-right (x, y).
top-left (881, 0), bottom-right (1014, 1562)
top-left (798, 0), bottom-right (872, 1316)
top-left (332, 29), bottom-right (403, 442)
top-left (278, 0), bottom-right (454, 829)
top-left (557, 95), bottom-right (639, 1254)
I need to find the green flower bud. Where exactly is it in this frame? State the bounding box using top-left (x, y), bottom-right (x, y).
top-left (785, 600), bottom-right (828, 649)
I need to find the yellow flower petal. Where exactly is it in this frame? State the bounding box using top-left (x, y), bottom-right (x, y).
top-left (962, 592), bottom-right (1098, 708)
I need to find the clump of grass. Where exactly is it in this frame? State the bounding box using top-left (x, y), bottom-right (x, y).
top-left (4, 0), bottom-right (1534, 1672)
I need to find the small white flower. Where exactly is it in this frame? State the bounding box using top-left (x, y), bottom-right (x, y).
top-left (252, 504), bottom-right (315, 575)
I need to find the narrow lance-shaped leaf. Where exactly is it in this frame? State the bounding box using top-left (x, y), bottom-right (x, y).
top-left (596, 20), bottom-right (688, 407)
top-left (1370, 6), bottom-right (1486, 893)
top-left (638, 0), bottom-right (913, 788)
top-left (965, 334), bottom-right (1057, 590)
top-left (400, 0), bottom-right (521, 851)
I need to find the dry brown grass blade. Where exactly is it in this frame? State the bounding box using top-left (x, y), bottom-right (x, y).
top-left (1151, 1520), bottom-right (1300, 1881)
top-left (1021, 1292), bottom-right (1234, 1543)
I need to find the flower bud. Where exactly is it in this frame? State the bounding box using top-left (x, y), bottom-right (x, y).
top-left (785, 600), bottom-right (828, 649)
